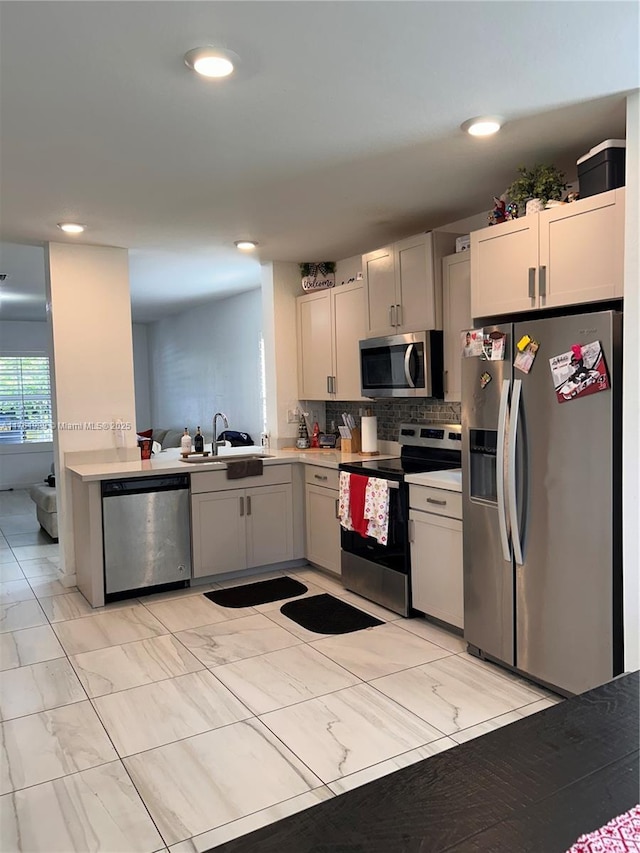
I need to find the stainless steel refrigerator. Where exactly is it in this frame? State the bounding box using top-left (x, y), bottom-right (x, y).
top-left (462, 309), bottom-right (623, 695)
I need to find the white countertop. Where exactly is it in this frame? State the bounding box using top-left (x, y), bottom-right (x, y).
top-left (67, 446), bottom-right (398, 482)
top-left (405, 468), bottom-right (462, 492)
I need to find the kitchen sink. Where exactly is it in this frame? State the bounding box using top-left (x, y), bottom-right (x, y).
top-left (180, 453), bottom-right (275, 464)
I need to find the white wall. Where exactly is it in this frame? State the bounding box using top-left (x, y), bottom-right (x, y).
top-left (261, 261), bottom-right (302, 448)
top-left (132, 323), bottom-right (152, 429)
top-left (46, 243), bottom-right (138, 582)
top-left (147, 289), bottom-right (262, 444)
top-left (0, 320), bottom-right (54, 489)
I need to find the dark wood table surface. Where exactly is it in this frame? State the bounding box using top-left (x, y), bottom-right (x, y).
top-left (208, 671), bottom-right (639, 853)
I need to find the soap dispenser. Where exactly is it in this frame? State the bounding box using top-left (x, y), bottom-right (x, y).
top-left (180, 428), bottom-right (192, 456)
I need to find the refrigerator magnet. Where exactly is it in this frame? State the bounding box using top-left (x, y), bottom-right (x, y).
top-left (483, 331), bottom-right (506, 361)
top-left (549, 340), bottom-right (610, 403)
top-left (480, 371), bottom-right (492, 389)
top-left (514, 339), bottom-right (539, 374)
top-left (461, 329), bottom-right (484, 357)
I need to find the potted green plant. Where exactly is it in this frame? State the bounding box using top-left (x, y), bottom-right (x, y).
top-left (507, 164), bottom-right (568, 215)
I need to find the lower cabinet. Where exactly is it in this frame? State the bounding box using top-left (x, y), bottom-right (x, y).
top-left (304, 465), bottom-right (341, 576)
top-left (409, 485), bottom-right (463, 629)
top-left (191, 467), bottom-right (294, 578)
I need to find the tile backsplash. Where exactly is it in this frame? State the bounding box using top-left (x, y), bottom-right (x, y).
top-left (325, 399), bottom-right (461, 442)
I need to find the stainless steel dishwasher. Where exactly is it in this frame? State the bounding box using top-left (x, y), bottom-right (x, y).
top-left (102, 474), bottom-right (191, 600)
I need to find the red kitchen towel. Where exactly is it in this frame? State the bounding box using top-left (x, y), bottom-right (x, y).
top-left (566, 804), bottom-right (640, 852)
top-left (349, 474), bottom-right (370, 538)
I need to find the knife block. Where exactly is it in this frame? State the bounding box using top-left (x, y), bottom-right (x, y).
top-left (341, 427), bottom-right (361, 454)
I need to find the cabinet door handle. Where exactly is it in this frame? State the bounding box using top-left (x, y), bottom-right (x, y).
top-left (239, 496), bottom-right (244, 517)
top-left (314, 474), bottom-right (328, 481)
top-left (444, 370), bottom-right (449, 393)
top-left (389, 305), bottom-right (396, 327)
top-left (331, 376), bottom-right (336, 394)
top-left (409, 518), bottom-right (415, 543)
top-left (395, 303), bottom-right (403, 327)
top-left (247, 496), bottom-right (252, 516)
top-left (539, 265), bottom-right (547, 298)
top-left (327, 376), bottom-right (332, 394)
top-left (426, 497), bottom-right (447, 506)
top-left (528, 267), bottom-right (536, 300)
top-left (335, 498), bottom-right (340, 520)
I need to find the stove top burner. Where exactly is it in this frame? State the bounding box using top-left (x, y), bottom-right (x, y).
top-left (341, 457), bottom-right (458, 480)
top-left (339, 421), bottom-right (462, 482)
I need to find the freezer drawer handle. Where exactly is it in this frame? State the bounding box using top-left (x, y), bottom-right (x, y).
top-left (426, 497), bottom-right (447, 506)
top-left (528, 267), bottom-right (536, 300)
top-left (497, 378), bottom-right (511, 562)
top-left (508, 378), bottom-right (524, 566)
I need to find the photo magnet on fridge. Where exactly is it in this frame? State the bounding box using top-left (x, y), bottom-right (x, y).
top-left (549, 341), bottom-right (610, 403)
top-left (514, 338), bottom-right (539, 374)
top-left (461, 329), bottom-right (484, 357)
top-left (483, 331), bottom-right (506, 361)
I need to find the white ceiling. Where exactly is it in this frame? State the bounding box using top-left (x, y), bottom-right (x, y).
top-left (0, 1), bottom-right (638, 322)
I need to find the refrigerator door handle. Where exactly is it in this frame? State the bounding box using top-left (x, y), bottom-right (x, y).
top-left (508, 378), bottom-right (524, 566)
top-left (496, 378), bottom-right (511, 562)
top-left (404, 344), bottom-right (416, 388)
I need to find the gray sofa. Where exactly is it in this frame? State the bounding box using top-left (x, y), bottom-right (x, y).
top-left (29, 481), bottom-right (58, 539)
top-left (148, 428), bottom-right (184, 449)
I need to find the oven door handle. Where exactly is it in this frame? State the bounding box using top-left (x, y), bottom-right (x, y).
top-left (404, 344), bottom-right (416, 388)
top-left (340, 474), bottom-right (399, 490)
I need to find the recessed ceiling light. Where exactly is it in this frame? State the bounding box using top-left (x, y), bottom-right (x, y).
top-left (184, 47), bottom-right (238, 79)
top-left (234, 240), bottom-right (258, 250)
top-left (461, 116), bottom-right (504, 137)
top-left (57, 222), bottom-right (85, 234)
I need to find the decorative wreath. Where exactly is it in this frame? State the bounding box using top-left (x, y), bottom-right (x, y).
top-left (299, 262), bottom-right (336, 278)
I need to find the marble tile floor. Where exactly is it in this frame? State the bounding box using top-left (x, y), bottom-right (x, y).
top-left (0, 489), bottom-right (563, 852)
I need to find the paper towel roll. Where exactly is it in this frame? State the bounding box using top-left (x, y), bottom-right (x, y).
top-left (361, 416), bottom-right (378, 454)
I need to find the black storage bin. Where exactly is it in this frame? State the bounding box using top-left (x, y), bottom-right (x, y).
top-left (577, 144), bottom-right (625, 199)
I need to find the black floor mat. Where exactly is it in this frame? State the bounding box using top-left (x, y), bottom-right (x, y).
top-left (204, 576), bottom-right (307, 608)
top-left (280, 593), bottom-right (383, 635)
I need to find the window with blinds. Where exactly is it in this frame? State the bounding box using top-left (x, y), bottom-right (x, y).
top-left (0, 356), bottom-right (53, 444)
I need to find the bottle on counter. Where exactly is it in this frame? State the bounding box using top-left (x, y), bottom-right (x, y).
top-left (194, 426), bottom-right (204, 454)
top-left (181, 427), bottom-right (192, 455)
top-left (311, 421), bottom-right (320, 448)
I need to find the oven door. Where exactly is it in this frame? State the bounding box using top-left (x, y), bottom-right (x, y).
top-left (340, 482), bottom-right (410, 616)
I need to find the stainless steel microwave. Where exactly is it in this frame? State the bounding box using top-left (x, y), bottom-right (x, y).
top-left (360, 331), bottom-right (444, 398)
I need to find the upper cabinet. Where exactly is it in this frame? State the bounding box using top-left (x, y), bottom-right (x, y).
top-left (471, 188), bottom-right (625, 319)
top-left (442, 252), bottom-right (471, 403)
top-left (297, 281), bottom-right (366, 401)
top-left (362, 231), bottom-right (459, 338)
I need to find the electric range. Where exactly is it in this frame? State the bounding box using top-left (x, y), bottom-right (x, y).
top-left (339, 422), bottom-right (462, 616)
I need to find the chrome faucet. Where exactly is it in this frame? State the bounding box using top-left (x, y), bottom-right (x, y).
top-left (212, 412), bottom-right (229, 456)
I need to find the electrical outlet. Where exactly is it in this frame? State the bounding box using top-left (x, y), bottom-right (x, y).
top-left (287, 409), bottom-right (298, 424)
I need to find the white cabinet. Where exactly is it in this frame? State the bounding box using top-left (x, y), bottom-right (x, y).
top-left (409, 484), bottom-right (463, 629)
top-left (297, 281), bottom-right (366, 401)
top-left (304, 466), bottom-right (341, 576)
top-left (471, 189), bottom-right (625, 318)
top-left (442, 252), bottom-right (471, 403)
top-left (191, 466), bottom-right (294, 578)
top-left (362, 231), bottom-right (459, 338)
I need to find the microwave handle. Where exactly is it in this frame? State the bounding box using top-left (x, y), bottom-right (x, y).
top-left (404, 344), bottom-right (416, 388)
